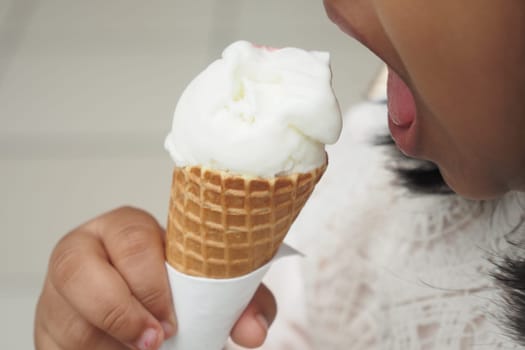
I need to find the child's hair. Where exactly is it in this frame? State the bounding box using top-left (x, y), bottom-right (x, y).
top-left (491, 212), bottom-right (525, 346)
top-left (379, 133), bottom-right (525, 345)
top-left (492, 252), bottom-right (525, 345)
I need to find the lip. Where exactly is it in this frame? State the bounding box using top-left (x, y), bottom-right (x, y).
top-left (324, 0), bottom-right (419, 156)
top-left (323, 0), bottom-right (369, 47)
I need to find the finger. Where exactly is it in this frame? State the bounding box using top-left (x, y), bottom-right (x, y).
top-left (36, 277), bottom-right (94, 349)
top-left (90, 207), bottom-right (176, 338)
top-left (34, 323), bottom-right (63, 350)
top-left (35, 299), bottom-right (63, 350)
top-left (49, 229), bottom-right (163, 350)
top-left (37, 278), bottom-right (128, 350)
top-left (230, 284), bottom-right (277, 348)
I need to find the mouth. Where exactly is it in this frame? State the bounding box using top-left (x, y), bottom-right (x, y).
top-left (324, 0), bottom-right (419, 156)
top-left (387, 68), bottom-right (418, 156)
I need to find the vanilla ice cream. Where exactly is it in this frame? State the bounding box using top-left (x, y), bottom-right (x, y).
top-left (165, 40), bottom-right (342, 177)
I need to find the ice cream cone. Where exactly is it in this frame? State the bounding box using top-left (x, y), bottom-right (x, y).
top-left (166, 160), bottom-right (327, 278)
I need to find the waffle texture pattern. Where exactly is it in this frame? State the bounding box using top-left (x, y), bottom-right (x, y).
top-left (166, 164), bottom-right (326, 278)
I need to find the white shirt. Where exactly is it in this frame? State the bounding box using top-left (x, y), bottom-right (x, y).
top-left (227, 101), bottom-right (525, 350)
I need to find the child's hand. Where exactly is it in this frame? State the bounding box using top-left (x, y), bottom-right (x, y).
top-left (34, 207), bottom-right (276, 350)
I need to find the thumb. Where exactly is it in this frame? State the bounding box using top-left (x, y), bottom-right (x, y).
top-left (230, 284), bottom-right (277, 348)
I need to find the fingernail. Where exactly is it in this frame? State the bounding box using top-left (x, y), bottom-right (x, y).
top-left (135, 328), bottom-right (159, 350)
top-left (161, 321), bottom-right (176, 338)
top-left (255, 313), bottom-right (269, 332)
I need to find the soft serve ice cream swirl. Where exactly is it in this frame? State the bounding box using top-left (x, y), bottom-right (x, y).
top-left (165, 40), bottom-right (342, 177)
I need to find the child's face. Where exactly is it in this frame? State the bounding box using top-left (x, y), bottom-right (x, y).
top-left (325, 0), bottom-right (525, 199)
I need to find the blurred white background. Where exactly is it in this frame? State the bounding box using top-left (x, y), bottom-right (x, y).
top-left (0, 0), bottom-right (380, 347)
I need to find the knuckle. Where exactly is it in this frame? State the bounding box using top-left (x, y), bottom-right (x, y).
top-left (114, 225), bottom-right (153, 262)
top-left (137, 285), bottom-right (170, 310)
top-left (84, 206), bottom-right (161, 239)
top-left (72, 326), bottom-right (100, 349)
top-left (49, 235), bottom-right (84, 292)
top-left (112, 206), bottom-right (159, 226)
top-left (62, 314), bottom-right (100, 349)
top-left (100, 299), bottom-right (133, 336)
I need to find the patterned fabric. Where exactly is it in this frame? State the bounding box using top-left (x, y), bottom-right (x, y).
top-left (226, 101), bottom-right (525, 349)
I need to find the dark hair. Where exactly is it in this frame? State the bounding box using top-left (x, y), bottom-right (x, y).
top-left (491, 207), bottom-right (525, 346)
top-left (492, 252), bottom-right (525, 346)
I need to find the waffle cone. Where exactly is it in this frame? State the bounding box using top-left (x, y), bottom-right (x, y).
top-left (165, 161), bottom-right (327, 278)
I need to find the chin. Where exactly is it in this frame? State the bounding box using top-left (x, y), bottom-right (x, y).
top-left (440, 168), bottom-right (508, 200)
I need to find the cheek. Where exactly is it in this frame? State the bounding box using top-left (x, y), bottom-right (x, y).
top-left (332, 0), bottom-right (525, 196)
top-left (375, 0), bottom-right (525, 176)
top-left (376, 1), bottom-right (511, 111)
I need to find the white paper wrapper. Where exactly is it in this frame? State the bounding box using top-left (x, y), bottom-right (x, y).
top-left (160, 243), bottom-right (298, 350)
